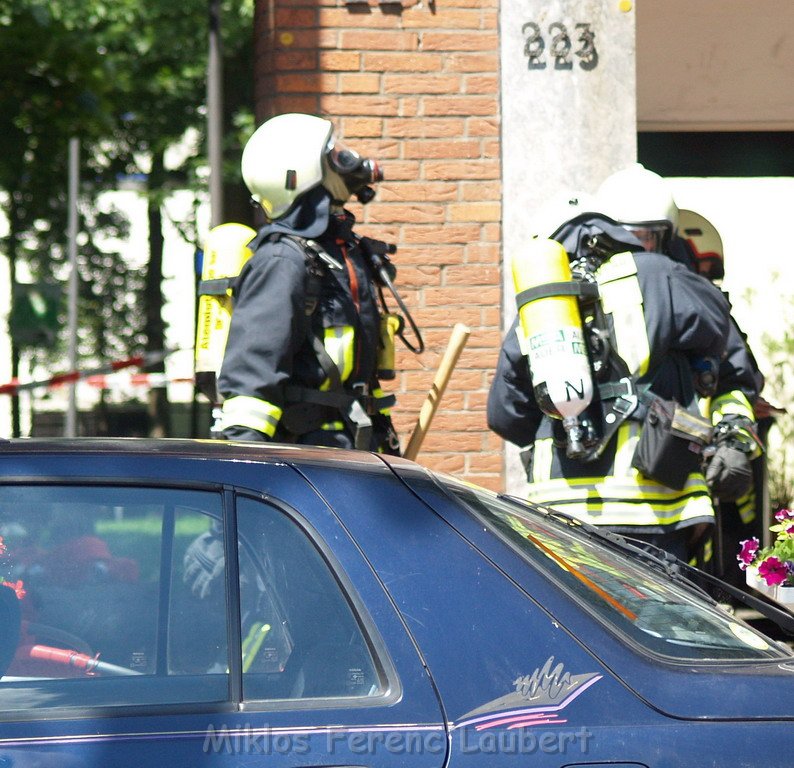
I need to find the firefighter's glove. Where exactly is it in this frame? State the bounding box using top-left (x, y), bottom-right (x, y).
top-left (184, 531), bottom-right (225, 599)
top-left (705, 442), bottom-right (753, 502)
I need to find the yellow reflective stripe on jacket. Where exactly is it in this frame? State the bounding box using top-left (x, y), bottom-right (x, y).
top-left (372, 385), bottom-right (392, 415)
top-left (595, 252), bottom-right (650, 377)
top-left (710, 389), bottom-right (762, 459)
top-left (320, 325), bottom-right (355, 390)
top-left (321, 421), bottom-right (345, 431)
top-left (220, 395), bottom-right (282, 438)
top-left (527, 422), bottom-right (714, 527)
top-left (612, 419), bottom-right (641, 476)
top-left (711, 389), bottom-right (755, 423)
top-left (530, 438), bottom-right (553, 483)
top-left (526, 477), bottom-right (714, 528)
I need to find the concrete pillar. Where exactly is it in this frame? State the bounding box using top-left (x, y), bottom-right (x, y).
top-left (499, 0), bottom-right (638, 493)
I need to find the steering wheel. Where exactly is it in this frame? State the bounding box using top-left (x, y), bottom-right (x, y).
top-left (25, 622), bottom-right (94, 656)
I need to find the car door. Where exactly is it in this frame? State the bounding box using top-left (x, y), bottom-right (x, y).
top-left (0, 473), bottom-right (446, 768)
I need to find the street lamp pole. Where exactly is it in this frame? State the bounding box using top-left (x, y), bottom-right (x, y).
top-left (208, 0), bottom-right (223, 228)
top-left (65, 137), bottom-right (80, 438)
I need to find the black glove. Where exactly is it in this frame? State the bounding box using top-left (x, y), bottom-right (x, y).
top-left (705, 443), bottom-right (753, 501)
top-left (183, 531), bottom-right (225, 599)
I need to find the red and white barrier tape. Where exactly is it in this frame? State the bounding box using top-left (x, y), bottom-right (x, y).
top-left (83, 373), bottom-right (194, 389)
top-left (0, 349), bottom-right (181, 396)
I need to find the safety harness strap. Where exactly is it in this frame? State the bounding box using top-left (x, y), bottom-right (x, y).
top-left (598, 379), bottom-right (635, 401)
top-left (284, 386), bottom-right (396, 414)
top-left (282, 385), bottom-right (386, 450)
top-left (515, 280), bottom-right (599, 310)
top-left (310, 334), bottom-right (343, 392)
top-left (198, 277), bottom-right (237, 296)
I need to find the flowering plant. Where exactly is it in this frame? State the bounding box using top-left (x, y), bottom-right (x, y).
top-left (0, 535), bottom-right (26, 600)
top-left (738, 509), bottom-right (794, 587)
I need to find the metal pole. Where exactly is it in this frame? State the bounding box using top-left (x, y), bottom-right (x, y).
top-left (500, 0), bottom-right (637, 494)
top-left (208, 0), bottom-right (223, 227)
top-left (65, 137), bottom-right (80, 437)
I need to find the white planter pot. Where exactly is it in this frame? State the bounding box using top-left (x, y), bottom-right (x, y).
top-left (745, 568), bottom-right (770, 594)
top-left (775, 585), bottom-right (794, 606)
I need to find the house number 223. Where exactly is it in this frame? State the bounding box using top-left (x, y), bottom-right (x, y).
top-left (522, 21), bottom-right (598, 71)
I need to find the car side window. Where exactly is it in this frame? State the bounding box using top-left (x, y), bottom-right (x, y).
top-left (0, 486), bottom-right (228, 713)
top-left (236, 496), bottom-right (383, 702)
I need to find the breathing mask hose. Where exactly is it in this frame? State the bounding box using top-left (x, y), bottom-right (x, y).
top-left (358, 237), bottom-right (425, 355)
top-left (377, 267), bottom-right (425, 355)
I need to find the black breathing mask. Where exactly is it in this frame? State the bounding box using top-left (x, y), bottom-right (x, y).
top-left (326, 141), bottom-right (383, 204)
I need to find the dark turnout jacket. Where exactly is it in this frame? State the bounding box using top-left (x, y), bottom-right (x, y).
top-left (218, 187), bottom-right (387, 449)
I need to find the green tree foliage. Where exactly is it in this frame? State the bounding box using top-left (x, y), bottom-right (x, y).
top-left (760, 326), bottom-right (794, 513)
top-left (0, 0), bottom-right (253, 436)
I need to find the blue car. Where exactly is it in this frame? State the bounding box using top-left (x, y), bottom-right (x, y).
top-left (0, 438), bottom-right (792, 767)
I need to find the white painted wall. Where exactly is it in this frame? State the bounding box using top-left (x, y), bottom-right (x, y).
top-left (668, 177), bottom-right (794, 378)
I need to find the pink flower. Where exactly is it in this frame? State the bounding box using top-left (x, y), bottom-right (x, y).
top-left (1, 579), bottom-right (25, 600)
top-left (0, 535), bottom-right (5, 557)
top-left (774, 508), bottom-right (794, 522)
top-left (758, 556), bottom-right (790, 586)
top-left (737, 537), bottom-right (760, 570)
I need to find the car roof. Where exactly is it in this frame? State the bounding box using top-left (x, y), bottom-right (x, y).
top-left (0, 436), bottom-right (417, 470)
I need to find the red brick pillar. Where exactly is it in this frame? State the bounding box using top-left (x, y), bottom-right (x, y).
top-left (253, 0), bottom-right (503, 490)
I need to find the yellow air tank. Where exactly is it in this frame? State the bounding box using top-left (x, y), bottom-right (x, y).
top-left (194, 222), bottom-right (257, 403)
top-left (512, 238), bottom-right (594, 456)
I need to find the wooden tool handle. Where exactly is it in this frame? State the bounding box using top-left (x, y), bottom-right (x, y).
top-left (403, 323), bottom-right (471, 461)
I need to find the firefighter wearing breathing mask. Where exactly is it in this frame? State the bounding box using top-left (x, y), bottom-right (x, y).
top-left (215, 113), bottom-right (400, 452)
top-left (671, 207), bottom-right (767, 578)
top-left (488, 168), bottom-right (761, 560)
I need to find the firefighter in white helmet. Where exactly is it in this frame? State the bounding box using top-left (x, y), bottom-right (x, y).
top-left (488, 174), bottom-right (761, 561)
top-left (215, 113), bottom-right (401, 452)
top-left (598, 165), bottom-right (762, 508)
top-left (671, 208), bottom-right (767, 583)
top-left (597, 162), bottom-right (680, 253)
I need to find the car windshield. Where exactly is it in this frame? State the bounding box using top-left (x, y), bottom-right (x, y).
top-left (443, 480), bottom-right (788, 661)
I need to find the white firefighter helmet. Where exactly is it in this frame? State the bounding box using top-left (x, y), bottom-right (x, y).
top-left (241, 113), bottom-right (334, 220)
top-left (596, 164), bottom-right (679, 252)
top-left (678, 209), bottom-right (725, 281)
top-left (528, 191), bottom-right (602, 240)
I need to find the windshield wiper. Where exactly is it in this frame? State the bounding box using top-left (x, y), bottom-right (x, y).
top-left (618, 534), bottom-right (794, 638)
top-left (499, 494), bottom-right (794, 638)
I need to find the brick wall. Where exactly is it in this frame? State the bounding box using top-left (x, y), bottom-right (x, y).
top-left (253, 0), bottom-right (503, 490)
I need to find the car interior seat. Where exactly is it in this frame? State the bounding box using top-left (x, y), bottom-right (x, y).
top-left (286, 632), bottom-right (378, 699)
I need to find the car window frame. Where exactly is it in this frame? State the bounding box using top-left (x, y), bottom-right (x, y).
top-left (230, 488), bottom-right (401, 712)
top-left (0, 477), bottom-right (400, 722)
top-left (0, 478), bottom-right (233, 722)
